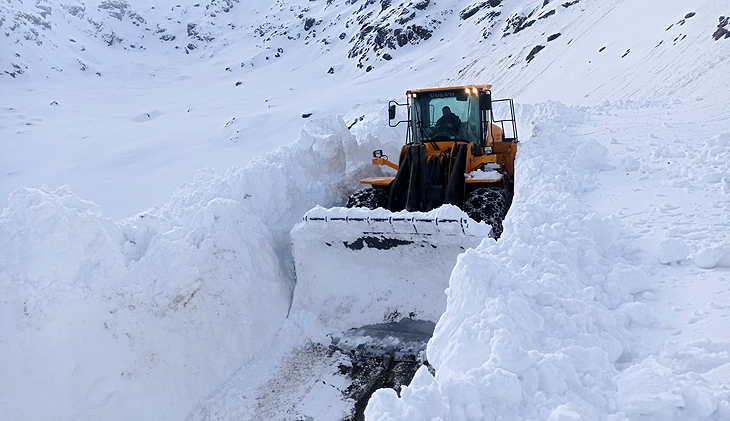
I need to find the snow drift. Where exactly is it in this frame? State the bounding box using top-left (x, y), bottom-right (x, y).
top-left (0, 185), bottom-right (289, 421)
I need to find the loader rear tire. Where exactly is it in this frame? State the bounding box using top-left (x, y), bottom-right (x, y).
top-left (346, 188), bottom-right (387, 210)
top-left (464, 187), bottom-right (511, 239)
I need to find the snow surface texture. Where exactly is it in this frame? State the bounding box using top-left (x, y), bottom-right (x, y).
top-left (1, 187), bottom-right (289, 421)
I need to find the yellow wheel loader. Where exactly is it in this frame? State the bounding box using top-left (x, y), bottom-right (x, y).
top-left (289, 85), bottom-right (518, 367)
top-left (351, 84), bottom-right (517, 238)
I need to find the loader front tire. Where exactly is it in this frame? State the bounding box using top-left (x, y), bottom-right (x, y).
top-left (464, 187), bottom-right (511, 239)
top-left (346, 188), bottom-right (387, 210)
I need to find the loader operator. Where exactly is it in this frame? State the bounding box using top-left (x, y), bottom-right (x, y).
top-left (435, 106), bottom-right (461, 135)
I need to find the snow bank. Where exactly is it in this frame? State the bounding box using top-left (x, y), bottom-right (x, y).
top-left (365, 104), bottom-right (729, 420)
top-left (0, 186), bottom-right (289, 421)
top-left (154, 114), bottom-right (398, 250)
top-left (0, 115), bottom-right (395, 421)
top-left (0, 189), bottom-right (289, 420)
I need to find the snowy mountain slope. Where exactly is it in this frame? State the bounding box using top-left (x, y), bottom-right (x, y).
top-left (449, 0), bottom-right (730, 104)
top-left (2, 0), bottom-right (244, 78)
top-left (2, 0), bottom-right (728, 217)
top-left (579, 104), bottom-right (730, 351)
top-left (1, 0), bottom-right (730, 420)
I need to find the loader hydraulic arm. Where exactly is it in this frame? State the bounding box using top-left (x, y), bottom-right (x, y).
top-left (372, 157), bottom-right (398, 170)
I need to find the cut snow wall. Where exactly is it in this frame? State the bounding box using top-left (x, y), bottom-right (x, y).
top-left (0, 114), bottom-right (399, 421)
top-left (0, 186), bottom-right (290, 421)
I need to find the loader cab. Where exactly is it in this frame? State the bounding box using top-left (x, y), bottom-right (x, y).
top-left (398, 86), bottom-right (507, 155)
top-left (384, 84), bottom-right (519, 176)
top-left (408, 88), bottom-right (480, 144)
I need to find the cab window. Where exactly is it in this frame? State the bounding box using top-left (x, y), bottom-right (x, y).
top-left (409, 90), bottom-right (481, 144)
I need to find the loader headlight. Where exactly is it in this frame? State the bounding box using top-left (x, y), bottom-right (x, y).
top-left (373, 149), bottom-right (383, 158)
top-left (464, 87), bottom-right (471, 94)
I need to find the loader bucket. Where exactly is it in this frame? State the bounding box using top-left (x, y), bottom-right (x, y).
top-left (288, 205), bottom-right (491, 340)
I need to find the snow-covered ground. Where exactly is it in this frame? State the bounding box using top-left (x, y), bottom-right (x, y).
top-left (2, 0), bottom-right (729, 420)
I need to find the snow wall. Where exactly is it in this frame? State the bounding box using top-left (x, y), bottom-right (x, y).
top-left (364, 105), bottom-right (730, 420)
top-left (0, 110), bottom-right (401, 421)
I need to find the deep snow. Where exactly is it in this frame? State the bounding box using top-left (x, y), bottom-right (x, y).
top-left (2, 0), bottom-right (730, 420)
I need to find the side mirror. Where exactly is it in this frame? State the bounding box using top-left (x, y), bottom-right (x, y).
top-left (479, 91), bottom-right (492, 111)
top-left (388, 104), bottom-right (396, 120)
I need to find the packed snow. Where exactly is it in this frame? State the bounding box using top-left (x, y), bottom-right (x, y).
top-left (2, 0), bottom-right (730, 420)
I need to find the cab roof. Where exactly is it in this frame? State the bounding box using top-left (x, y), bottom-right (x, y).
top-left (406, 85), bottom-right (492, 96)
